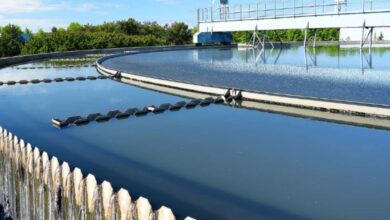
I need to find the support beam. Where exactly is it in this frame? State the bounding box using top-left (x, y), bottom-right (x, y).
top-left (304, 22), bottom-right (309, 48)
top-left (273, 30), bottom-right (284, 46)
top-left (360, 21), bottom-right (375, 49)
top-left (369, 27), bottom-right (374, 53)
top-left (248, 29), bottom-right (262, 48)
top-left (361, 20), bottom-right (366, 49)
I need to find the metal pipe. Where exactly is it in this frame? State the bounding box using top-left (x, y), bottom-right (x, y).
top-left (371, 0), bottom-right (373, 11)
top-left (362, 0), bottom-right (365, 12)
top-left (197, 8), bottom-right (200, 24)
top-left (211, 7), bottom-right (213, 22)
top-left (240, 5), bottom-right (242, 20)
top-left (294, 0), bottom-right (296, 17)
top-left (369, 27), bottom-right (373, 54)
top-left (275, 0), bottom-right (277, 17)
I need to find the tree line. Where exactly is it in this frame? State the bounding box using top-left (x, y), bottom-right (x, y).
top-left (0, 18), bottom-right (341, 58)
top-left (232, 28), bottom-right (340, 43)
top-left (0, 19), bottom-right (193, 57)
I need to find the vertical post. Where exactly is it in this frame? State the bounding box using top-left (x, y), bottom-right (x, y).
top-left (197, 8), bottom-right (200, 23)
top-left (240, 5), bottom-right (243, 20)
top-left (369, 28), bottom-right (373, 68)
top-left (294, 0), bottom-right (296, 17)
top-left (211, 7), bottom-right (213, 22)
top-left (252, 31), bottom-right (255, 47)
top-left (262, 31), bottom-right (266, 49)
top-left (369, 27), bottom-right (373, 55)
top-left (313, 30), bottom-right (318, 48)
top-left (304, 22), bottom-right (309, 48)
top-left (225, 6), bottom-right (228, 21)
top-left (265, 2), bottom-right (267, 17)
top-left (363, 0), bottom-right (365, 13)
top-left (315, 0), bottom-right (317, 15)
top-left (257, 2), bottom-right (259, 18)
top-left (274, 0), bottom-right (277, 18)
top-left (371, 0), bottom-right (373, 11)
top-left (337, 0), bottom-right (340, 14)
top-left (197, 9), bottom-right (200, 30)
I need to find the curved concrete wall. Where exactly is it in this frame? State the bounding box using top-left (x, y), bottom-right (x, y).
top-left (97, 49), bottom-right (390, 120)
top-left (115, 76), bottom-right (390, 130)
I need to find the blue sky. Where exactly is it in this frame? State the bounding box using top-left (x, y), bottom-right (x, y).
top-left (0, 0), bottom-right (252, 31)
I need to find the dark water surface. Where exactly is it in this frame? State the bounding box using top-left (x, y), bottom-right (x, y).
top-left (0, 54), bottom-right (390, 220)
top-left (102, 46), bottom-right (390, 105)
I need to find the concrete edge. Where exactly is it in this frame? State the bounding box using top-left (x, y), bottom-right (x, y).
top-left (113, 76), bottom-right (390, 130)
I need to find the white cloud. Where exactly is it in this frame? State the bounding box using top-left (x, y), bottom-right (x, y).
top-left (0, 1), bottom-right (125, 31)
top-left (73, 2), bottom-right (98, 12)
top-left (0, 0), bottom-right (63, 13)
top-left (0, 0), bottom-right (122, 14)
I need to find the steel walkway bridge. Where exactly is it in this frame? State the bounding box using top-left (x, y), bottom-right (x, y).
top-left (194, 0), bottom-right (390, 48)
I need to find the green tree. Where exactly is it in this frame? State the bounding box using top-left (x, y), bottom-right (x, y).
top-left (117, 18), bottom-right (141, 35)
top-left (232, 28), bottom-right (339, 43)
top-left (67, 22), bottom-right (83, 32)
top-left (0, 24), bottom-right (24, 57)
top-left (140, 22), bottom-right (167, 41)
top-left (167, 22), bottom-right (192, 45)
top-left (191, 26), bottom-right (198, 35)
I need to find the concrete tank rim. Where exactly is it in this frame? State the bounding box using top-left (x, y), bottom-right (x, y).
top-left (96, 47), bottom-right (390, 110)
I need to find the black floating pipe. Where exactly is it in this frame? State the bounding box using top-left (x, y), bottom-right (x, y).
top-left (51, 96), bottom-right (234, 129)
top-left (0, 75), bottom-right (106, 87)
top-left (16, 64), bottom-right (96, 70)
top-left (170, 101), bottom-right (187, 111)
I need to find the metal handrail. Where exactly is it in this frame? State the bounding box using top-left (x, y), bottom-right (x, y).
top-left (198, 0), bottom-right (386, 23)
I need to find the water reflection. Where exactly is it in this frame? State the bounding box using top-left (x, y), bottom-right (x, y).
top-left (0, 59), bottom-right (97, 82)
top-left (195, 45), bottom-right (379, 74)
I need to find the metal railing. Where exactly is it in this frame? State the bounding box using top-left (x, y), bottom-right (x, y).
top-left (198, 0), bottom-right (390, 23)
